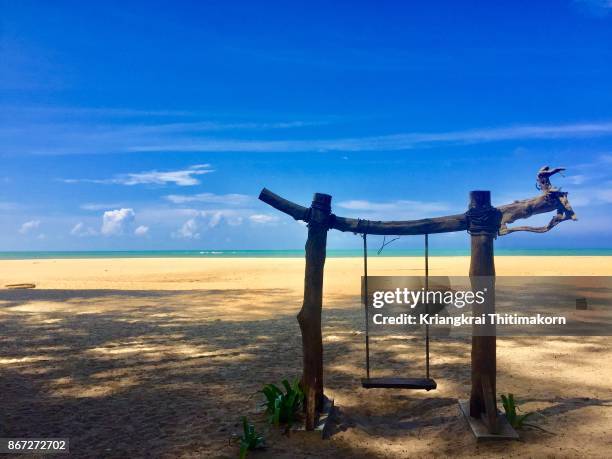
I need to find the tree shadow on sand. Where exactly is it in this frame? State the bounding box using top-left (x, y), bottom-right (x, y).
top-left (0, 288), bottom-right (610, 458)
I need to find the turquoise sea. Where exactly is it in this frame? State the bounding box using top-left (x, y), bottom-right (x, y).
top-left (1, 249), bottom-right (611, 260)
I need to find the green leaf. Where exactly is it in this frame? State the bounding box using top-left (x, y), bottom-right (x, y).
top-left (262, 377), bottom-right (304, 428)
top-left (500, 393), bottom-right (539, 429)
top-left (238, 417), bottom-right (264, 458)
top-left (239, 443), bottom-right (248, 459)
top-left (262, 384), bottom-right (284, 414)
top-left (282, 379), bottom-right (292, 394)
top-left (262, 384), bottom-right (281, 399)
top-left (273, 397), bottom-right (282, 426)
top-left (516, 412), bottom-right (535, 427)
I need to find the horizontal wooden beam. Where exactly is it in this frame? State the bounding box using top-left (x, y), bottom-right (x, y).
top-left (258, 187), bottom-right (576, 236)
top-left (332, 213), bottom-right (468, 235)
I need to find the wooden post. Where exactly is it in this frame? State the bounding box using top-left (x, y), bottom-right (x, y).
top-left (468, 190), bottom-right (499, 434)
top-left (297, 192), bottom-right (331, 430)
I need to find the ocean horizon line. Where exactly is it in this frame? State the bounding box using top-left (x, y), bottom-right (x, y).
top-left (1, 248), bottom-right (611, 260)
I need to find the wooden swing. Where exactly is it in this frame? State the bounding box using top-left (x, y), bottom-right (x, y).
top-left (258, 166), bottom-right (576, 432)
top-left (360, 233), bottom-right (437, 391)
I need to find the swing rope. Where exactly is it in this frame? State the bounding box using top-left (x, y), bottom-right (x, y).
top-left (361, 232), bottom-right (435, 390)
top-left (425, 233), bottom-right (430, 379)
top-left (363, 233), bottom-right (370, 379)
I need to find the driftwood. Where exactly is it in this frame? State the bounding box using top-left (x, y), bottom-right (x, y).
top-left (5, 283), bottom-right (36, 289)
top-left (467, 191), bottom-right (498, 434)
top-left (298, 193), bottom-right (330, 430)
top-left (536, 165), bottom-right (565, 192)
top-left (498, 167), bottom-right (576, 235)
top-left (259, 167), bottom-right (576, 237)
top-left (498, 191), bottom-right (576, 235)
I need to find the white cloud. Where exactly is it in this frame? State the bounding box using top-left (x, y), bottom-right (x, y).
top-left (9, 114), bottom-right (612, 155)
top-left (134, 225), bottom-right (149, 236)
top-left (19, 220), bottom-right (40, 234)
top-left (567, 175), bottom-right (586, 185)
top-left (173, 218), bottom-right (200, 239)
top-left (70, 222), bottom-right (98, 237)
top-left (64, 164), bottom-right (214, 187)
top-left (574, 153), bottom-right (612, 171)
top-left (337, 199), bottom-right (451, 219)
top-left (569, 156), bottom-right (612, 188)
top-left (564, 185), bottom-right (612, 207)
top-left (201, 210), bottom-right (244, 227)
top-left (127, 121), bottom-right (612, 153)
top-left (116, 164), bottom-right (213, 186)
top-left (550, 156), bottom-right (612, 207)
top-left (80, 202), bottom-right (123, 211)
top-left (70, 222), bottom-right (83, 235)
top-left (249, 214), bottom-right (280, 225)
top-left (2, 107), bottom-right (325, 156)
top-left (139, 207), bottom-right (248, 233)
top-left (129, 119), bottom-right (321, 132)
top-left (164, 192), bottom-right (251, 205)
top-left (101, 208), bottom-right (135, 236)
top-left (208, 213), bottom-right (222, 228)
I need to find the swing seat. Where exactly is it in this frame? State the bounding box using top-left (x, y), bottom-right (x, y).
top-left (361, 377), bottom-right (437, 391)
top-left (360, 234), bottom-right (437, 393)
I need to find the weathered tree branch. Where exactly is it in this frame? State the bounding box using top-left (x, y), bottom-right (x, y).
top-left (259, 188), bottom-right (310, 221)
top-left (536, 165), bottom-right (565, 192)
top-left (497, 188), bottom-right (577, 236)
top-left (258, 166), bottom-right (577, 236)
top-left (499, 213), bottom-right (571, 234)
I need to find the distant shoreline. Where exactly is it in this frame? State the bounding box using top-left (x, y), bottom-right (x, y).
top-left (1, 249), bottom-right (612, 260)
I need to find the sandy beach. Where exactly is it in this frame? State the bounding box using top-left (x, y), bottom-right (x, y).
top-left (1, 256), bottom-right (611, 458)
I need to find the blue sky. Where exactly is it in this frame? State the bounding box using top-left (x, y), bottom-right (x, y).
top-left (2, 0), bottom-right (612, 251)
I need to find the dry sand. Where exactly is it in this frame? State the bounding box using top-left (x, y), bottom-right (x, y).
top-left (1, 256), bottom-right (611, 458)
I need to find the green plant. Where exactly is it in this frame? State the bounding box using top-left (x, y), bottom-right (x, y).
top-left (238, 416), bottom-right (264, 459)
top-left (501, 393), bottom-right (535, 429)
top-left (261, 379), bottom-right (304, 427)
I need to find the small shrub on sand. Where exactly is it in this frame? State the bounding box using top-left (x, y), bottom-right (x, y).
top-left (261, 379), bottom-right (304, 427)
top-left (501, 393), bottom-right (535, 429)
top-left (238, 417), bottom-right (264, 459)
